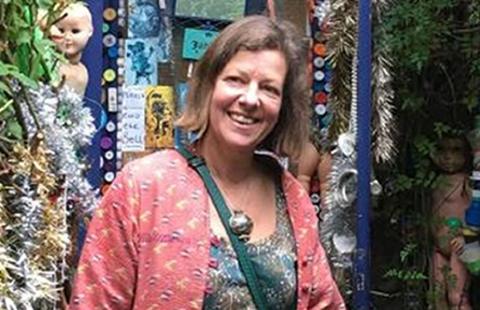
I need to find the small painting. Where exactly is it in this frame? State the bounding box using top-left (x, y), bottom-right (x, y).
top-left (128, 0), bottom-right (161, 38)
top-left (145, 86), bottom-right (175, 148)
top-left (125, 38), bottom-right (157, 86)
top-left (175, 0), bottom-right (246, 21)
top-left (182, 28), bottom-right (218, 60)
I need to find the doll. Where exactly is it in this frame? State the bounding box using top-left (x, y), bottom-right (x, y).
top-left (431, 135), bottom-right (472, 310)
top-left (297, 142), bottom-right (331, 188)
top-left (54, 2), bottom-right (93, 97)
top-left (296, 133), bottom-right (332, 207)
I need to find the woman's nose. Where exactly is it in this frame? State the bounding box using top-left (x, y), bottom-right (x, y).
top-left (240, 83), bottom-right (259, 108)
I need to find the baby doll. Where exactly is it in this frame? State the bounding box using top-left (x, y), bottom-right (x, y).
top-left (54, 2), bottom-right (93, 97)
top-left (431, 135), bottom-right (472, 310)
top-left (296, 135), bottom-right (332, 207)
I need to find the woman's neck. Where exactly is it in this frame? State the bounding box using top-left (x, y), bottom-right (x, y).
top-left (195, 140), bottom-right (257, 185)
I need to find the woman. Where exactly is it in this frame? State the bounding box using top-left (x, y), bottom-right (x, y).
top-left (70, 16), bottom-right (344, 309)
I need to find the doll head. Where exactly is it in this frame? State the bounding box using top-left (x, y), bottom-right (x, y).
top-left (432, 135), bottom-right (472, 174)
top-left (54, 2), bottom-right (93, 63)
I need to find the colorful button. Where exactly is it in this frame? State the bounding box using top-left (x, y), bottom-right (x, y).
top-left (314, 70), bottom-right (325, 81)
top-left (103, 8), bottom-right (117, 21)
top-left (118, 8), bottom-right (126, 18)
top-left (103, 69), bottom-right (116, 82)
top-left (102, 23), bottom-right (110, 33)
top-left (103, 34), bottom-right (116, 47)
top-left (315, 104), bottom-right (327, 116)
top-left (105, 120), bottom-right (116, 132)
top-left (311, 193), bottom-right (320, 204)
top-left (324, 82), bottom-right (332, 93)
top-left (100, 136), bottom-right (113, 150)
top-left (104, 150), bottom-right (114, 160)
top-left (107, 47), bottom-right (118, 58)
top-left (313, 57), bottom-right (324, 68)
top-left (103, 161), bottom-right (115, 172)
top-left (314, 91), bottom-right (328, 104)
top-left (104, 172), bottom-right (115, 183)
top-left (313, 43), bottom-right (327, 57)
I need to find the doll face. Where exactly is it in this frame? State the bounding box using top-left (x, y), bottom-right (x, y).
top-left (434, 137), bottom-right (468, 174)
top-left (55, 6), bottom-right (93, 60)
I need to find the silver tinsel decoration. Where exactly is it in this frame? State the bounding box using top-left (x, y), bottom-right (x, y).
top-left (0, 84), bottom-right (98, 308)
top-left (20, 84), bottom-right (98, 214)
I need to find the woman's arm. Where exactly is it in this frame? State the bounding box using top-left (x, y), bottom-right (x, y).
top-left (69, 169), bottom-right (139, 309)
top-left (308, 240), bottom-right (346, 309)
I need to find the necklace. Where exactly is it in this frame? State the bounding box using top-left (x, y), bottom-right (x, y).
top-left (228, 210), bottom-right (254, 242)
top-left (212, 174), bottom-right (254, 242)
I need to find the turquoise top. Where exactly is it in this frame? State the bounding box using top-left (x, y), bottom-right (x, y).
top-left (203, 187), bottom-right (297, 309)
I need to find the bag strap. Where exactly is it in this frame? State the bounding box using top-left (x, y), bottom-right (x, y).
top-left (177, 147), bottom-right (269, 310)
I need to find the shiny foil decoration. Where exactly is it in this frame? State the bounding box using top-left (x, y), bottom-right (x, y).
top-left (0, 84), bottom-right (97, 308)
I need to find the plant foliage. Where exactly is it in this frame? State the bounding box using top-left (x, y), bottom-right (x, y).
top-left (376, 0), bottom-right (479, 307)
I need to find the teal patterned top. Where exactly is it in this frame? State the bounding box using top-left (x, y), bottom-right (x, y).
top-left (203, 187), bottom-right (297, 309)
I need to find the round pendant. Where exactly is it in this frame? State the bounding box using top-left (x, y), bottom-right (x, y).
top-left (228, 210), bottom-right (254, 242)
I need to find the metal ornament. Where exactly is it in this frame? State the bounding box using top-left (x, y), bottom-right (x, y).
top-left (229, 210), bottom-right (254, 242)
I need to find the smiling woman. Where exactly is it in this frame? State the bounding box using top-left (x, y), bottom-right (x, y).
top-left (70, 15), bottom-right (344, 310)
top-left (204, 49), bottom-right (286, 155)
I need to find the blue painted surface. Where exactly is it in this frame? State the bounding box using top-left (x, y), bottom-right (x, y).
top-left (354, 0), bottom-right (372, 308)
top-left (83, 0), bottom-right (104, 189)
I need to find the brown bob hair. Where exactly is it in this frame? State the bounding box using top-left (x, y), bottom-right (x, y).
top-left (175, 15), bottom-right (310, 160)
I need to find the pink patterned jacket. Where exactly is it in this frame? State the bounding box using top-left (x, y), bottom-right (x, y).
top-left (69, 150), bottom-right (345, 309)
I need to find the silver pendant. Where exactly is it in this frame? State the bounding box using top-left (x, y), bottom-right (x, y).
top-left (228, 210), bottom-right (254, 242)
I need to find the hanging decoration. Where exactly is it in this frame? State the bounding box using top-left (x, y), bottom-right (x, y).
top-left (326, 0), bottom-right (396, 163)
top-left (0, 1), bottom-right (98, 307)
top-left (19, 85), bottom-right (98, 214)
top-left (370, 0), bottom-right (396, 163)
top-left (0, 83), bottom-right (97, 309)
top-left (317, 0), bottom-right (391, 296)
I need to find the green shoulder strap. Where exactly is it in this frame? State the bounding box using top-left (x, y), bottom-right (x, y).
top-left (177, 146), bottom-right (269, 310)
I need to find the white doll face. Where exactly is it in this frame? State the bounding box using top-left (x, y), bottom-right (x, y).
top-left (434, 137), bottom-right (468, 174)
top-left (55, 5), bottom-right (93, 60)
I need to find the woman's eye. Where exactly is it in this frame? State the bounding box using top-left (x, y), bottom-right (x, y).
top-left (57, 28), bottom-right (65, 33)
top-left (225, 76), bottom-right (243, 84)
top-left (262, 85), bottom-right (280, 97)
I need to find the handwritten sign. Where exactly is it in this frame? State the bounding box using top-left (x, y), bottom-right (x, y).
top-left (182, 28), bottom-right (218, 60)
top-left (120, 86), bottom-right (146, 151)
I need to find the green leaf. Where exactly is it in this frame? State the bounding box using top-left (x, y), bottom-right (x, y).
top-left (0, 81), bottom-right (12, 96)
top-left (6, 118), bottom-right (22, 140)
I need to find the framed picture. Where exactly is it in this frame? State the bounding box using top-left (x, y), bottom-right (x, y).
top-left (182, 28), bottom-right (218, 60)
top-left (175, 0), bottom-right (246, 21)
top-left (125, 38), bottom-right (157, 86)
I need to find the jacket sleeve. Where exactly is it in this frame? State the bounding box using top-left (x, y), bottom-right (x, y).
top-left (308, 240), bottom-right (346, 309)
top-left (69, 168), bottom-right (139, 310)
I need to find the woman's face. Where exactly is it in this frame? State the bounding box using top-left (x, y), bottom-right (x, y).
top-left (435, 138), bottom-right (467, 174)
top-left (203, 49), bottom-right (287, 154)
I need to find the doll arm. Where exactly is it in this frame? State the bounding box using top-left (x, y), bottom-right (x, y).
top-left (69, 170), bottom-right (138, 309)
top-left (316, 152), bottom-right (332, 207)
top-left (450, 235), bottom-right (466, 256)
top-left (297, 142), bottom-right (322, 191)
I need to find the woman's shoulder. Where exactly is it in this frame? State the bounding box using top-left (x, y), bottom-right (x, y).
top-left (121, 148), bottom-right (189, 177)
